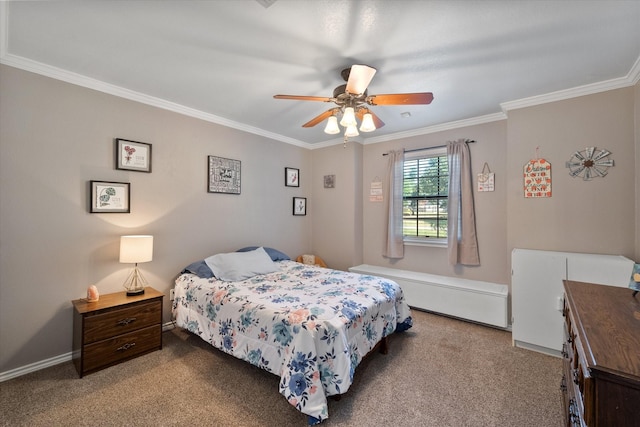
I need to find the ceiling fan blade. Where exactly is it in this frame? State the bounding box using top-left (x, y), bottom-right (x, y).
top-left (302, 109), bottom-right (337, 128)
top-left (274, 95), bottom-right (332, 102)
top-left (357, 108), bottom-right (385, 128)
top-left (367, 92), bottom-right (434, 105)
top-left (346, 65), bottom-right (377, 95)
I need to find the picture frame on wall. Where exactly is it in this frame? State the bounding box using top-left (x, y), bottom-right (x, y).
top-left (293, 197), bottom-right (306, 216)
top-left (208, 155), bottom-right (241, 194)
top-left (90, 180), bottom-right (130, 213)
top-left (285, 167), bottom-right (300, 187)
top-left (324, 174), bottom-right (335, 188)
top-left (115, 138), bottom-right (152, 173)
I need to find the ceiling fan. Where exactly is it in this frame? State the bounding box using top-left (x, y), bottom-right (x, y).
top-left (274, 65), bottom-right (434, 138)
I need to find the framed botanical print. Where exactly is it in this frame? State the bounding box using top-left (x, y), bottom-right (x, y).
top-left (90, 180), bottom-right (130, 213)
top-left (208, 155), bottom-right (241, 194)
top-left (285, 167), bottom-right (300, 187)
top-left (116, 138), bottom-right (152, 172)
top-left (293, 197), bottom-right (306, 216)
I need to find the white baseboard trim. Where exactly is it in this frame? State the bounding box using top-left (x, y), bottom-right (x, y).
top-left (0, 321), bottom-right (176, 383)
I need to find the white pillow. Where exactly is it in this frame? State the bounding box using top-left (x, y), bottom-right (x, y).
top-left (205, 247), bottom-right (279, 282)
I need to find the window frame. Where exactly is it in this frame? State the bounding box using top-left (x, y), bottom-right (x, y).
top-left (401, 147), bottom-right (449, 247)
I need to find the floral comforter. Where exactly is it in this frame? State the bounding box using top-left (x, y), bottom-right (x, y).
top-left (171, 260), bottom-right (412, 424)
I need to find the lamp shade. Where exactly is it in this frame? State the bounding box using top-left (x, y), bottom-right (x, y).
top-left (344, 124), bottom-right (359, 137)
top-left (119, 235), bottom-right (153, 264)
top-left (359, 113), bottom-right (376, 132)
top-left (324, 116), bottom-right (340, 134)
top-left (340, 107), bottom-right (357, 127)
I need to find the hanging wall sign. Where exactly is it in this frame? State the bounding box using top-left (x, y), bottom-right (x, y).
top-left (370, 179), bottom-right (383, 202)
top-left (477, 162), bottom-right (495, 192)
top-left (523, 158), bottom-right (551, 198)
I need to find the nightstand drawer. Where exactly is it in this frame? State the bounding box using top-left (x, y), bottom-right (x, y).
top-left (84, 300), bottom-right (161, 344)
top-left (83, 325), bottom-right (161, 373)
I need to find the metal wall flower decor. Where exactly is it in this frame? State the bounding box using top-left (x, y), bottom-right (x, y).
top-left (565, 147), bottom-right (614, 180)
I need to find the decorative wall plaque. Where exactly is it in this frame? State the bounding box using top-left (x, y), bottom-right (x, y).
top-left (208, 155), bottom-right (241, 194)
top-left (565, 147), bottom-right (614, 180)
top-left (523, 158), bottom-right (551, 198)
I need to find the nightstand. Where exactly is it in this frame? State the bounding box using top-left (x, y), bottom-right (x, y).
top-left (72, 287), bottom-right (163, 377)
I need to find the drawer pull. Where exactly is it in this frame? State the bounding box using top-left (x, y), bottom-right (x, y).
top-left (117, 317), bottom-right (137, 326)
top-left (117, 342), bottom-right (136, 352)
top-left (560, 374), bottom-right (567, 392)
top-left (561, 343), bottom-right (568, 359)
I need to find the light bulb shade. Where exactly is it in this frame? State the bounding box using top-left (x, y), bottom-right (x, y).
top-left (119, 235), bottom-right (153, 264)
top-left (340, 107), bottom-right (357, 127)
top-left (359, 113), bottom-right (376, 132)
top-left (344, 124), bottom-right (359, 137)
top-left (324, 116), bottom-right (340, 134)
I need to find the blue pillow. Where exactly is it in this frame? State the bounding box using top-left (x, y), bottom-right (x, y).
top-left (181, 260), bottom-right (214, 278)
top-left (236, 246), bottom-right (290, 261)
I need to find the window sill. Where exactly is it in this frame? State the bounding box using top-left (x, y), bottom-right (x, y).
top-left (403, 237), bottom-right (448, 248)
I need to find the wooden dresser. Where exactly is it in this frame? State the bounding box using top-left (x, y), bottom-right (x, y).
top-left (561, 280), bottom-right (640, 427)
top-left (72, 287), bottom-right (163, 377)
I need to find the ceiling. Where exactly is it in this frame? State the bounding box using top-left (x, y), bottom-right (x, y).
top-left (2, 1), bottom-right (639, 148)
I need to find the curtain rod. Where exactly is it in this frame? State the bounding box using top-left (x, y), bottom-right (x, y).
top-left (382, 139), bottom-right (476, 156)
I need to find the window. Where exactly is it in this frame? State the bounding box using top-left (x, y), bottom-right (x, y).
top-left (402, 147), bottom-right (448, 244)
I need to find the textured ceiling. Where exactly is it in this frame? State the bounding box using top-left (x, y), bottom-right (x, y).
top-left (2, 1), bottom-right (639, 147)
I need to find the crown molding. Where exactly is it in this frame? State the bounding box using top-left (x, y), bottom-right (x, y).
top-left (362, 112), bottom-right (507, 145)
top-left (2, 6), bottom-right (638, 152)
top-left (0, 52), bottom-right (311, 149)
top-left (501, 55), bottom-right (640, 112)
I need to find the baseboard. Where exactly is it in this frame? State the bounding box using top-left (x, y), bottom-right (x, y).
top-left (513, 340), bottom-right (562, 358)
top-left (0, 321), bottom-right (176, 383)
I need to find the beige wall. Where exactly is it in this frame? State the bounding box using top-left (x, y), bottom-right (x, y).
top-left (1, 64), bottom-right (638, 375)
top-left (360, 120), bottom-right (510, 285)
top-left (310, 143), bottom-right (363, 270)
top-left (0, 65), bottom-right (312, 373)
top-left (506, 87), bottom-right (636, 258)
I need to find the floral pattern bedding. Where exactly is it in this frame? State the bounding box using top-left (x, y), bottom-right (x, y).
top-left (171, 260), bottom-right (412, 424)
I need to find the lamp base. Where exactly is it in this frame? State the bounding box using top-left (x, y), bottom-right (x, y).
top-left (126, 288), bottom-right (145, 296)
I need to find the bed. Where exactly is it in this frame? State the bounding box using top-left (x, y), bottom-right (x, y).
top-left (171, 247), bottom-right (413, 424)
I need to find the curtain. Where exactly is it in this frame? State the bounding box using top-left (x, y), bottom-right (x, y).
top-left (447, 139), bottom-right (480, 265)
top-left (383, 149), bottom-right (404, 259)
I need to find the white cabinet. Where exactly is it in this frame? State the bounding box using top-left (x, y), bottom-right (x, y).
top-left (511, 249), bottom-right (633, 355)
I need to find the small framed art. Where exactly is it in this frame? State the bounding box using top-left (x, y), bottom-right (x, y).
top-left (324, 174), bottom-right (335, 188)
top-left (90, 180), bottom-right (130, 213)
top-left (208, 155), bottom-right (241, 194)
top-left (285, 167), bottom-right (300, 187)
top-left (293, 197), bottom-right (306, 216)
top-left (116, 138), bottom-right (152, 173)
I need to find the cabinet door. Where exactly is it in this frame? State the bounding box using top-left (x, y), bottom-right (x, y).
top-left (512, 250), bottom-right (567, 352)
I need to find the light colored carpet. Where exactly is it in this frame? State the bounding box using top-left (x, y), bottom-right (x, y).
top-left (0, 310), bottom-right (563, 426)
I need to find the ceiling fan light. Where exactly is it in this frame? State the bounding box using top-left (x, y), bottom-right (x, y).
top-left (344, 124), bottom-right (359, 137)
top-left (324, 116), bottom-right (340, 134)
top-left (359, 113), bottom-right (376, 132)
top-left (340, 107), bottom-right (357, 127)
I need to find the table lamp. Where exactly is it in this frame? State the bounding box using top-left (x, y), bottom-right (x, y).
top-left (119, 235), bottom-right (153, 296)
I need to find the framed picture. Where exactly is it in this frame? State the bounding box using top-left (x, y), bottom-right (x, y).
top-left (90, 180), bottom-right (130, 213)
top-left (285, 167), bottom-right (300, 187)
top-left (208, 155), bottom-right (241, 194)
top-left (115, 138), bottom-right (152, 172)
top-left (324, 174), bottom-right (335, 188)
top-left (293, 197), bottom-right (306, 216)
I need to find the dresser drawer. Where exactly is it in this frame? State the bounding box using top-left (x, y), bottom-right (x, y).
top-left (83, 325), bottom-right (161, 373)
top-left (84, 300), bottom-right (161, 344)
